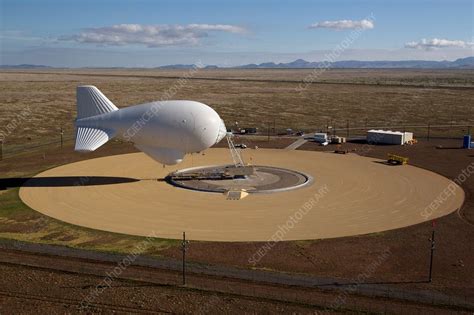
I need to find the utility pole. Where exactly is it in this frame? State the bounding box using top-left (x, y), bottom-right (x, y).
top-left (428, 221), bottom-right (436, 283)
top-left (0, 140), bottom-right (3, 161)
top-left (182, 232), bottom-right (189, 286)
top-left (427, 122), bottom-right (431, 141)
top-left (60, 127), bottom-right (64, 148)
top-left (267, 123), bottom-right (270, 142)
top-left (346, 120), bottom-right (349, 138)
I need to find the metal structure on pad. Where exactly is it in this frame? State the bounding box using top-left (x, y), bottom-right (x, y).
top-left (226, 133), bottom-right (245, 167)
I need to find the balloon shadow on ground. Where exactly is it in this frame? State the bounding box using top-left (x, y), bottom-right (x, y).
top-left (0, 176), bottom-right (140, 189)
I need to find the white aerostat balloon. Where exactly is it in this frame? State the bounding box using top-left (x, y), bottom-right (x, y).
top-left (74, 86), bottom-right (227, 165)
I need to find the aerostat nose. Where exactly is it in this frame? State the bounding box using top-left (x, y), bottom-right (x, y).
top-left (215, 119), bottom-right (227, 144)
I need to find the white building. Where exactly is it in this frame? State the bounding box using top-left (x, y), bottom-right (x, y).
top-left (367, 130), bottom-right (413, 145)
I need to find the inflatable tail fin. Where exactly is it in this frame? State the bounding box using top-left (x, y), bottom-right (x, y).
top-left (75, 127), bottom-right (115, 152)
top-left (76, 85), bottom-right (118, 119)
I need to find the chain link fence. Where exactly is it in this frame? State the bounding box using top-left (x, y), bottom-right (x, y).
top-left (1, 122), bottom-right (472, 160)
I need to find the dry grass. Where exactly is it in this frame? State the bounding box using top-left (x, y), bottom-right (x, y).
top-left (0, 69), bottom-right (473, 146)
top-left (3, 68), bottom-right (473, 86)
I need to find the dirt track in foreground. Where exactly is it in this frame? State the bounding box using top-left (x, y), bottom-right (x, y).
top-left (0, 248), bottom-right (469, 314)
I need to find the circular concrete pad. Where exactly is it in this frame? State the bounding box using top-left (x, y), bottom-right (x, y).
top-left (167, 165), bottom-right (311, 193)
top-left (19, 149), bottom-right (464, 241)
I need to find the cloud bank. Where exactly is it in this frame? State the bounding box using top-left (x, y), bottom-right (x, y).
top-left (309, 19), bottom-right (374, 30)
top-left (60, 24), bottom-right (246, 47)
top-left (405, 38), bottom-right (473, 50)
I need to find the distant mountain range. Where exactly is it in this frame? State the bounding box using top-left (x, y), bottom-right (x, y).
top-left (2, 57), bottom-right (473, 69)
top-left (234, 57), bottom-right (474, 69)
top-left (0, 64), bottom-right (53, 69)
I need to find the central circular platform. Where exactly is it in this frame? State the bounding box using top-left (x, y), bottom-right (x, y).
top-left (167, 165), bottom-right (312, 193)
top-left (19, 148), bottom-right (464, 242)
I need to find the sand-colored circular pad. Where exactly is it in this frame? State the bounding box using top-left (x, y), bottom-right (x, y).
top-left (19, 149), bottom-right (464, 241)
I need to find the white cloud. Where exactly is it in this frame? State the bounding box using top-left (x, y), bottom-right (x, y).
top-left (309, 19), bottom-right (374, 30)
top-left (405, 38), bottom-right (473, 50)
top-left (60, 24), bottom-right (246, 47)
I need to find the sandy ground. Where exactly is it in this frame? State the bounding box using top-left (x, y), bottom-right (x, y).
top-left (19, 148), bottom-right (464, 241)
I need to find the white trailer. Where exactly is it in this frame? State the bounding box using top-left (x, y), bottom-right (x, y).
top-left (367, 130), bottom-right (413, 145)
top-left (314, 133), bottom-right (329, 146)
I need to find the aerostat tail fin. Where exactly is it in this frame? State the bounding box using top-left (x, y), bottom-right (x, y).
top-left (75, 86), bottom-right (118, 152)
top-left (75, 127), bottom-right (115, 153)
top-left (76, 85), bottom-right (118, 119)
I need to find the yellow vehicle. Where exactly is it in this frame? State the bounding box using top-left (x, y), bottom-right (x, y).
top-left (388, 154), bottom-right (408, 165)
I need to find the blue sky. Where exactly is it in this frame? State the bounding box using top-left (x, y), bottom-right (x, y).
top-left (1, 0), bottom-right (472, 67)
